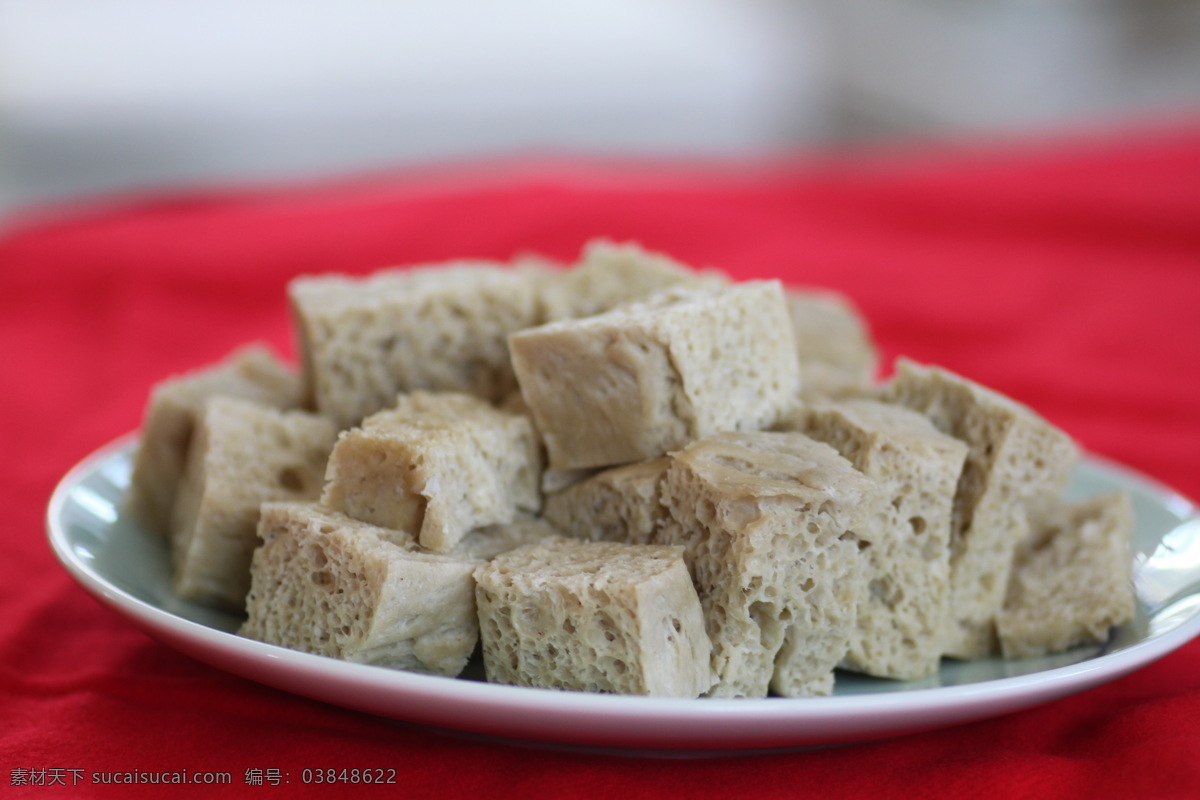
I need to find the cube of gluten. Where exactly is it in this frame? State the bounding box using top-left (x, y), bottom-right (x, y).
top-left (879, 359), bottom-right (1080, 659)
top-left (454, 515), bottom-right (560, 560)
top-left (509, 281), bottom-right (799, 471)
top-left (659, 431), bottom-right (879, 697)
top-left (169, 397), bottom-right (337, 610)
top-left (474, 537), bottom-right (713, 697)
top-left (792, 400), bottom-right (968, 680)
top-left (320, 391), bottom-right (543, 553)
top-left (786, 289), bottom-right (879, 399)
top-left (240, 502), bottom-right (481, 675)
top-left (126, 344), bottom-right (302, 538)
top-left (289, 262), bottom-right (545, 429)
top-left (997, 492), bottom-right (1135, 659)
top-left (498, 389), bottom-right (596, 494)
top-left (539, 239), bottom-right (728, 321)
top-left (542, 458), bottom-right (670, 545)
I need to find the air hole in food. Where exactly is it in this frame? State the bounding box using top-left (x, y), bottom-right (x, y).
top-left (278, 467), bottom-right (305, 492)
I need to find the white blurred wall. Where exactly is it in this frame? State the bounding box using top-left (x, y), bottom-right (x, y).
top-left (1, 0), bottom-right (1197, 215)
top-left (0, 0), bottom-right (827, 213)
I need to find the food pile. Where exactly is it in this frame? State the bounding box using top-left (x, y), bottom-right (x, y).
top-left (125, 240), bottom-right (1135, 698)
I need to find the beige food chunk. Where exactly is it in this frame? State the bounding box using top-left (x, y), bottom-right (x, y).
top-left (786, 289), bottom-right (878, 398)
top-left (238, 499), bottom-right (549, 562)
top-left (997, 492), bottom-right (1135, 659)
top-left (321, 391), bottom-right (543, 553)
top-left (879, 359), bottom-right (1079, 658)
top-left (659, 431), bottom-right (879, 697)
top-left (169, 397), bottom-right (336, 610)
top-left (791, 400), bottom-right (968, 680)
top-left (289, 262), bottom-right (545, 429)
top-left (241, 502), bottom-right (481, 675)
top-left (126, 344), bottom-right (302, 537)
top-left (455, 515), bottom-right (560, 561)
top-left (509, 281), bottom-right (799, 471)
top-left (540, 468), bottom-right (599, 495)
top-left (542, 458), bottom-right (670, 545)
top-left (474, 537), bottom-right (713, 697)
top-left (539, 239), bottom-right (728, 321)
top-left (498, 390), bottom-right (594, 494)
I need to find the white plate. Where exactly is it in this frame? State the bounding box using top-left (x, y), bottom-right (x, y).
top-left (47, 437), bottom-right (1200, 753)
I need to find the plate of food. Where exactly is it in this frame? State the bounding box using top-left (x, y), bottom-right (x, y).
top-left (46, 438), bottom-right (1200, 752)
top-left (45, 241), bottom-right (1200, 752)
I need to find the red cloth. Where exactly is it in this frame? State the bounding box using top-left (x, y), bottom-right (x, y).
top-left (3, 128), bottom-right (1200, 799)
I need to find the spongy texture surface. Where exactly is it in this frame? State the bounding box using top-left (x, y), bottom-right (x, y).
top-left (170, 397), bottom-right (336, 610)
top-left (321, 391), bottom-right (543, 553)
top-left (998, 492), bottom-right (1135, 659)
top-left (538, 239), bottom-right (727, 321)
top-left (658, 431), bottom-right (878, 697)
top-left (126, 344), bottom-right (302, 537)
top-left (795, 400), bottom-right (967, 679)
top-left (542, 458), bottom-right (670, 545)
top-left (510, 281), bottom-right (799, 471)
top-left (241, 502), bottom-right (481, 675)
top-left (290, 262), bottom-right (545, 428)
top-left (785, 289), bottom-right (878, 399)
top-left (880, 359), bottom-right (1079, 658)
top-left (474, 537), bottom-right (713, 696)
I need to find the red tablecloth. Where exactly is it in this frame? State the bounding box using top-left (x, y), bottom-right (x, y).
top-left (3, 129), bottom-right (1200, 798)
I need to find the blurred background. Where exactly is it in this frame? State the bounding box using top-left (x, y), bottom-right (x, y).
top-left (3, 0), bottom-right (1199, 217)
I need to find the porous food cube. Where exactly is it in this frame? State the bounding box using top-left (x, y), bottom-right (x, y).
top-left (241, 502), bottom-right (481, 675)
top-left (997, 492), bottom-right (1135, 659)
top-left (474, 537), bottom-right (713, 697)
top-left (454, 515), bottom-right (560, 561)
top-left (509, 281), bottom-right (799, 471)
top-left (880, 359), bottom-right (1080, 659)
top-left (539, 239), bottom-right (728, 321)
top-left (539, 467), bottom-right (599, 495)
top-left (793, 400), bottom-right (968, 680)
top-left (659, 431), bottom-right (880, 697)
top-left (170, 397), bottom-right (337, 610)
top-left (542, 458), bottom-right (670, 545)
top-left (786, 289), bottom-right (878, 398)
top-left (289, 262), bottom-right (545, 429)
top-left (126, 344), bottom-right (302, 537)
top-left (320, 392), bottom-right (543, 553)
